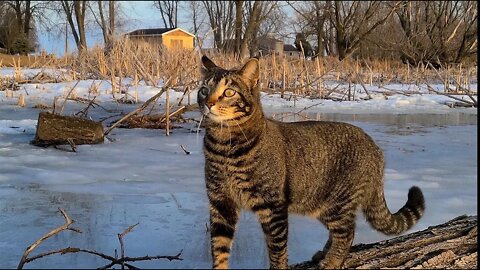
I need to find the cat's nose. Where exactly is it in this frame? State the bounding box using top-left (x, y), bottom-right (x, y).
top-left (206, 101), bottom-right (215, 108)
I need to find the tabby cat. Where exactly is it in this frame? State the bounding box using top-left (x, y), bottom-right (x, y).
top-left (197, 55), bottom-right (425, 269)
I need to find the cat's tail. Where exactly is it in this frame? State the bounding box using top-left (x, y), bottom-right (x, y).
top-left (363, 186), bottom-right (425, 235)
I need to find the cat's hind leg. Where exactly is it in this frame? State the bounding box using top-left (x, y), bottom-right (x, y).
top-left (312, 194), bottom-right (357, 269)
top-left (317, 214), bottom-right (355, 269)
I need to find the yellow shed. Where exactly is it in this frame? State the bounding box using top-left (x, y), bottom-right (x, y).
top-left (126, 27), bottom-right (195, 50)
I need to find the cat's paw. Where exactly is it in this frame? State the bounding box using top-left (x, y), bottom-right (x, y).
top-left (269, 263), bottom-right (289, 270)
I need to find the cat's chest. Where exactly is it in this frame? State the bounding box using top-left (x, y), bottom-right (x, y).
top-left (206, 158), bottom-right (261, 207)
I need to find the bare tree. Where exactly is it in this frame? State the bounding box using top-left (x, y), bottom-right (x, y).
top-left (328, 1), bottom-right (399, 60)
top-left (256, 1), bottom-right (288, 38)
top-left (201, 0), bottom-right (278, 56)
top-left (288, 1), bottom-right (328, 57)
top-left (60, 0), bottom-right (88, 52)
top-left (391, 1), bottom-right (477, 66)
top-left (183, 1), bottom-right (207, 48)
top-left (240, 1), bottom-right (279, 58)
top-left (0, 4), bottom-right (20, 52)
top-left (202, 1), bottom-right (235, 51)
top-left (234, 0), bottom-right (243, 55)
top-left (239, 0), bottom-right (261, 58)
top-left (153, 0), bottom-right (177, 28)
top-left (89, 1), bottom-right (119, 51)
top-left (0, 1), bottom-right (52, 54)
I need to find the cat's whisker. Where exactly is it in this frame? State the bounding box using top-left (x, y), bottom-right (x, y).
top-left (197, 115), bottom-right (204, 135)
top-left (225, 121), bottom-right (232, 147)
top-left (233, 119), bottom-right (249, 142)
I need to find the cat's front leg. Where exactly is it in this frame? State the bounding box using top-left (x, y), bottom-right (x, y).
top-left (208, 197), bottom-right (239, 269)
top-left (254, 203), bottom-right (289, 269)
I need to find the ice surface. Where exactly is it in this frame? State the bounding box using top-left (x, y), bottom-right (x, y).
top-left (0, 69), bottom-right (477, 268)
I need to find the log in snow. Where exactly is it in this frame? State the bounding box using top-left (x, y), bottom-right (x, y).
top-left (292, 215), bottom-right (477, 269)
top-left (32, 112), bottom-right (104, 147)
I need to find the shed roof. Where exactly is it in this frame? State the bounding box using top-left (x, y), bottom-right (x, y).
top-left (258, 34), bottom-right (283, 44)
top-left (283, 44), bottom-right (299, 52)
top-left (126, 27), bottom-right (194, 37)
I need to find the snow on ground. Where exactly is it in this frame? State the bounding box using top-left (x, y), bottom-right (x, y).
top-left (0, 69), bottom-right (477, 268)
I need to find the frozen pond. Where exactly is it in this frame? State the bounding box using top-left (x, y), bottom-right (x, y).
top-left (0, 110), bottom-right (477, 269)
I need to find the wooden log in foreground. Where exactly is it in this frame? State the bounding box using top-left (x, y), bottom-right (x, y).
top-left (32, 112), bottom-right (104, 146)
top-left (292, 215), bottom-right (477, 269)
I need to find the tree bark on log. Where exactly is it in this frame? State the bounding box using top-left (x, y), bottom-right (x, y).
top-left (32, 112), bottom-right (104, 146)
top-left (292, 215), bottom-right (477, 269)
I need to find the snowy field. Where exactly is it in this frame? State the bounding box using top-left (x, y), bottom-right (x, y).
top-left (0, 68), bottom-right (477, 268)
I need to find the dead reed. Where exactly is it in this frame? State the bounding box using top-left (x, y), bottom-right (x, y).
top-left (1, 38), bottom-right (477, 106)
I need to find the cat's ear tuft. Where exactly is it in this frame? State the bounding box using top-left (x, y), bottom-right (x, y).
top-left (239, 58), bottom-right (259, 87)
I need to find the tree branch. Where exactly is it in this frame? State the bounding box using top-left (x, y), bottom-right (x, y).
top-left (17, 208), bottom-right (183, 270)
top-left (17, 208), bottom-right (81, 269)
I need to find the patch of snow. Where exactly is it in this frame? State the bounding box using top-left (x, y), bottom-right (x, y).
top-left (0, 68), bottom-right (476, 268)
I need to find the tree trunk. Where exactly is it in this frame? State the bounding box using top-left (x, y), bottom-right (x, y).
top-left (73, 1), bottom-right (87, 52)
top-left (97, 1), bottom-right (108, 45)
top-left (61, 1), bottom-right (81, 49)
top-left (23, 0), bottom-right (32, 36)
top-left (32, 112), bottom-right (104, 146)
top-left (291, 215), bottom-right (477, 269)
top-left (314, 2), bottom-right (325, 58)
top-left (240, 0), bottom-right (261, 59)
top-left (234, 0), bottom-right (243, 57)
top-left (107, 1), bottom-right (115, 51)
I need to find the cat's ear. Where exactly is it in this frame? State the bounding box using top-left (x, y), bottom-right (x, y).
top-left (239, 58), bottom-right (259, 87)
top-left (201, 55), bottom-right (218, 75)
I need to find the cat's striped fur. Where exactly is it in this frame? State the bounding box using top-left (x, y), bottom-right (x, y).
top-left (198, 56), bottom-right (425, 269)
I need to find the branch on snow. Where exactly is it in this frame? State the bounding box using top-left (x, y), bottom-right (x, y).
top-left (17, 208), bottom-right (182, 270)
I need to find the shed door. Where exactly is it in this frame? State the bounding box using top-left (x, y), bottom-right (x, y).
top-left (170, 39), bottom-right (184, 48)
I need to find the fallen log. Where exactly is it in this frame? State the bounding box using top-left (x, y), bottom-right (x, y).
top-left (119, 105), bottom-right (188, 129)
top-left (32, 112), bottom-right (104, 147)
top-left (292, 215), bottom-right (477, 269)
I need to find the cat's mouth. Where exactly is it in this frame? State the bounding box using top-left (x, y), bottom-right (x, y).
top-left (201, 105), bottom-right (223, 122)
top-left (202, 105), bottom-right (236, 123)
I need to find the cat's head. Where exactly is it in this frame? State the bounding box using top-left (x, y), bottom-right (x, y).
top-left (197, 55), bottom-right (261, 124)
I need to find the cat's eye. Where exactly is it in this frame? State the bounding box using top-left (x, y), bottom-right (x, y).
top-left (223, 89), bottom-right (236, 97)
top-left (199, 87), bottom-right (209, 97)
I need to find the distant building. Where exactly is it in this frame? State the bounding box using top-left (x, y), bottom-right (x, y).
top-left (283, 44), bottom-right (302, 58)
top-left (257, 33), bottom-right (284, 56)
top-left (125, 27), bottom-right (195, 50)
top-left (205, 33), bottom-right (302, 58)
top-left (257, 33), bottom-right (301, 58)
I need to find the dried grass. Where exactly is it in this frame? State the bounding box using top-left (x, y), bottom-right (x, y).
top-left (2, 38), bottom-right (477, 101)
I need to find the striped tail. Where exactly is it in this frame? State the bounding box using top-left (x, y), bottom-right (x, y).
top-left (363, 186), bottom-right (425, 235)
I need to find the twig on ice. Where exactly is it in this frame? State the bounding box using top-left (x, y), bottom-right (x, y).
top-left (118, 223), bottom-right (139, 270)
top-left (17, 208), bottom-right (183, 269)
top-left (180, 144), bottom-right (190, 155)
top-left (17, 208), bottom-right (81, 269)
